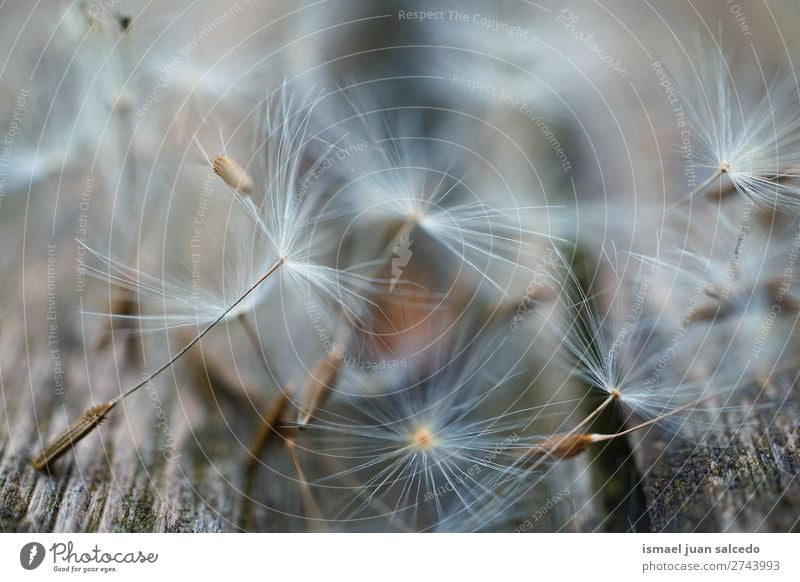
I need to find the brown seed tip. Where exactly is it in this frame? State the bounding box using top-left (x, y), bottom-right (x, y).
top-left (704, 283), bottom-right (726, 300)
top-left (33, 401), bottom-right (117, 471)
top-left (212, 155), bottom-right (254, 195)
top-left (523, 432), bottom-right (595, 463)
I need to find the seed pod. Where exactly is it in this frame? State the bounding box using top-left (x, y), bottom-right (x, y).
top-left (213, 154), bottom-right (254, 195)
top-left (33, 401), bottom-right (117, 471)
top-left (521, 433), bottom-right (595, 463)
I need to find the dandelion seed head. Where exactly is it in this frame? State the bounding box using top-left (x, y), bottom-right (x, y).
top-left (83, 85), bottom-right (384, 332)
top-left (666, 47), bottom-right (800, 208)
top-left (300, 326), bottom-right (545, 529)
top-left (409, 426), bottom-right (438, 452)
top-left (545, 254), bottom-right (743, 437)
top-left (315, 93), bottom-right (560, 296)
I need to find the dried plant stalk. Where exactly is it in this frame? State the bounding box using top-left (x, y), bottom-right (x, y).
top-left (766, 278), bottom-right (800, 311)
top-left (485, 283), bottom-right (555, 326)
top-left (245, 388), bottom-right (293, 472)
top-left (94, 289), bottom-right (144, 365)
top-left (32, 401), bottom-right (117, 471)
top-left (296, 347), bottom-right (343, 427)
top-left (688, 302), bottom-right (728, 323)
top-left (33, 259), bottom-right (285, 470)
top-left (285, 431), bottom-right (325, 527)
top-left (181, 329), bottom-right (267, 411)
top-left (95, 288), bottom-right (138, 348)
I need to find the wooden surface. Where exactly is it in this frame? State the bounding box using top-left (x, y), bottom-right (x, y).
top-left (0, 255), bottom-right (799, 532)
top-left (2, 312), bottom-right (799, 532)
top-left (633, 369), bottom-right (800, 533)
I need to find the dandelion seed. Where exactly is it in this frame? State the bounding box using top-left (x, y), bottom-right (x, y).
top-left (316, 95), bottom-right (560, 294)
top-left (84, 86), bottom-right (383, 333)
top-left (297, 328), bottom-right (546, 531)
top-left (518, 397), bottom-right (712, 466)
top-left (634, 210), bottom-right (799, 367)
top-left (547, 256), bottom-right (742, 437)
top-left (666, 48), bottom-right (800, 209)
top-left (34, 87), bottom-right (382, 468)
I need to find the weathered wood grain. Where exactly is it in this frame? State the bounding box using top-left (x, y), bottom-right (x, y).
top-left (632, 370), bottom-right (800, 532)
top-left (0, 241), bottom-right (798, 532)
top-left (2, 282), bottom-right (799, 532)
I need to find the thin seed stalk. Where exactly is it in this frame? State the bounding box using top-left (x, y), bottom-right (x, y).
top-left (33, 258), bottom-right (285, 470)
top-left (516, 391), bottom-right (618, 468)
top-left (691, 166), bottom-right (726, 199)
top-left (659, 166), bottom-right (726, 219)
top-left (285, 433), bottom-right (325, 527)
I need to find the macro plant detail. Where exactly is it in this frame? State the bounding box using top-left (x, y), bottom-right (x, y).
top-left (1, 0), bottom-right (800, 536)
